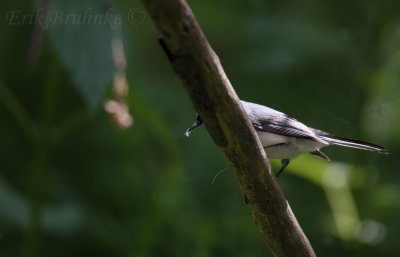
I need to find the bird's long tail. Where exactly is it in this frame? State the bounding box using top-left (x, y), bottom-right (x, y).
top-left (314, 130), bottom-right (389, 154)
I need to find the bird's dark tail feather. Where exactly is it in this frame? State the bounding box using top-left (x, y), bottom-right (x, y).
top-left (314, 130), bottom-right (389, 154)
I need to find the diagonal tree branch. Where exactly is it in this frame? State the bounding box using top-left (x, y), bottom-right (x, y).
top-left (140, 0), bottom-right (316, 256)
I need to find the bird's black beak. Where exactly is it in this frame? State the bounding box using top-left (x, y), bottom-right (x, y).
top-left (185, 114), bottom-right (203, 137)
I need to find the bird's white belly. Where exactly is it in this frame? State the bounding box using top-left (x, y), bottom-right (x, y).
top-left (256, 131), bottom-right (327, 159)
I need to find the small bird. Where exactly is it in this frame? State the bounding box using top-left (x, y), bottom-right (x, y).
top-left (185, 100), bottom-right (389, 177)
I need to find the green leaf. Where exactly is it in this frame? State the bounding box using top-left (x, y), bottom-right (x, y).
top-left (47, 0), bottom-right (116, 108)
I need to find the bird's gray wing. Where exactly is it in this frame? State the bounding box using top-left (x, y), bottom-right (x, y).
top-left (253, 116), bottom-right (318, 140)
top-left (241, 100), bottom-right (321, 141)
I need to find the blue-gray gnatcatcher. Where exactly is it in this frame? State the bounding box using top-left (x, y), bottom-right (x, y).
top-left (185, 100), bottom-right (389, 177)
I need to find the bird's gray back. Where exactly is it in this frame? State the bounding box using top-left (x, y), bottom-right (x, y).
top-left (241, 100), bottom-right (325, 142)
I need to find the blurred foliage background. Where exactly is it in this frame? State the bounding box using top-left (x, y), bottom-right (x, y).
top-left (0, 0), bottom-right (399, 256)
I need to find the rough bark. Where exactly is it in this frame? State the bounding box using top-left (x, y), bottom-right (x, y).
top-left (140, 1), bottom-right (316, 256)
